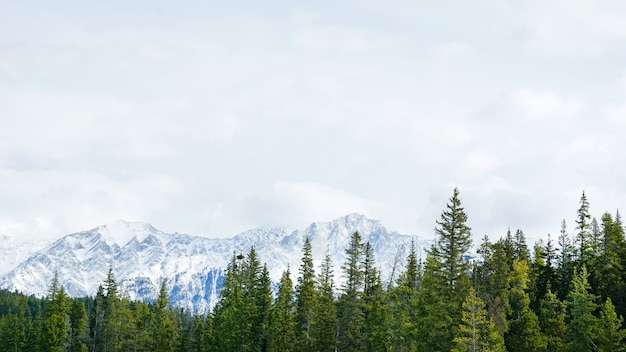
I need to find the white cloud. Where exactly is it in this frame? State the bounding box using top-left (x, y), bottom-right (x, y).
top-left (1, 0), bottom-right (626, 249)
top-left (525, 0), bottom-right (626, 53)
top-left (508, 89), bottom-right (584, 120)
top-left (433, 42), bottom-right (475, 59)
top-left (0, 168), bottom-right (183, 240)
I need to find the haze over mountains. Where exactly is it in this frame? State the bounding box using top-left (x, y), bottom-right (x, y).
top-left (0, 214), bottom-right (429, 314)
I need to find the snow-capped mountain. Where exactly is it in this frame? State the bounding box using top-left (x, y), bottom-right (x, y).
top-left (0, 234), bottom-right (49, 276)
top-left (0, 214), bottom-right (430, 314)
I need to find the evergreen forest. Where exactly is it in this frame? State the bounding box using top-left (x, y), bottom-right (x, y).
top-left (2, 188), bottom-right (626, 351)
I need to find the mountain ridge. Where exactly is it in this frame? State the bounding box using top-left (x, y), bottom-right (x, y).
top-left (0, 213), bottom-right (430, 314)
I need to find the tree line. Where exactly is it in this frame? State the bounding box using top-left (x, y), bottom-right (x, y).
top-left (1, 188), bottom-right (626, 351)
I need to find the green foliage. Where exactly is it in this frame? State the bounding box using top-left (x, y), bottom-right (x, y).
top-left (310, 252), bottom-right (337, 352)
top-left (362, 242), bottom-right (391, 352)
top-left (151, 280), bottom-right (177, 351)
top-left (452, 287), bottom-right (505, 352)
top-left (575, 191), bottom-right (592, 265)
top-left (4, 188), bottom-right (626, 352)
top-left (268, 269), bottom-right (296, 351)
top-left (597, 297), bottom-right (626, 352)
top-left (45, 272), bottom-right (71, 352)
top-left (418, 187), bottom-right (473, 351)
top-left (294, 237), bottom-right (316, 350)
top-left (387, 242), bottom-right (420, 352)
top-left (504, 260), bottom-right (547, 352)
top-left (565, 266), bottom-right (598, 352)
top-left (538, 290), bottom-right (566, 351)
top-left (336, 231), bottom-right (366, 352)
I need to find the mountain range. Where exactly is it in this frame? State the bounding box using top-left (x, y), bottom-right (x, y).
top-left (0, 214), bottom-right (430, 314)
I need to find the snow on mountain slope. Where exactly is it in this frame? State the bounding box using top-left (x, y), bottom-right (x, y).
top-left (0, 214), bottom-right (430, 314)
top-left (0, 234), bottom-right (49, 276)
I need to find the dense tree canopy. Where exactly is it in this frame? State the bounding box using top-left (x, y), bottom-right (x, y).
top-left (1, 189), bottom-right (626, 351)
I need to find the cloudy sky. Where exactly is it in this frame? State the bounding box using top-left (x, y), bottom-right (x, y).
top-left (1, 0), bottom-right (626, 244)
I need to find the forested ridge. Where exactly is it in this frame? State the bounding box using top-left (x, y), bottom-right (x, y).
top-left (1, 188), bottom-right (626, 351)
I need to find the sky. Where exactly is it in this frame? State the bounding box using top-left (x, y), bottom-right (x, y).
top-left (1, 0), bottom-right (626, 245)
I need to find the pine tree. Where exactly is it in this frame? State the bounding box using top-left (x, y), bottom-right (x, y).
top-left (294, 237), bottom-right (316, 351)
top-left (212, 253), bottom-right (246, 351)
top-left (482, 239), bottom-right (511, 337)
top-left (597, 297), bottom-right (626, 352)
top-left (575, 191), bottom-right (592, 265)
top-left (513, 229), bottom-right (529, 262)
top-left (504, 260), bottom-right (547, 352)
top-left (529, 241), bottom-right (549, 313)
top-left (0, 308), bottom-right (26, 352)
top-left (25, 308), bottom-right (45, 352)
top-left (538, 290), bottom-right (566, 351)
top-left (362, 242), bottom-right (391, 352)
top-left (45, 272), bottom-right (71, 352)
top-left (429, 188), bottom-right (473, 298)
top-left (388, 241), bottom-right (421, 351)
top-left (151, 280), bottom-right (177, 351)
top-left (564, 266), bottom-right (598, 352)
top-left (336, 231), bottom-right (365, 352)
top-left (310, 251), bottom-right (337, 352)
top-left (397, 240), bottom-right (421, 290)
top-left (556, 219), bottom-right (575, 301)
top-left (129, 300), bottom-right (152, 351)
top-left (418, 187), bottom-right (472, 351)
top-left (268, 269), bottom-right (296, 352)
top-left (598, 212), bottom-right (626, 318)
top-left (452, 287), bottom-right (505, 352)
top-left (253, 264), bottom-right (272, 352)
top-left (69, 299), bottom-right (88, 352)
top-left (89, 284), bottom-right (106, 352)
top-left (239, 247), bottom-right (271, 352)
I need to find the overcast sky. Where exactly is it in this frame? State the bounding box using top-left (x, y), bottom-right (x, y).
top-left (1, 1), bottom-right (626, 245)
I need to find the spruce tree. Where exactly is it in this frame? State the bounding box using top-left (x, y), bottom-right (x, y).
top-left (513, 229), bottom-right (529, 262)
top-left (388, 241), bottom-right (421, 351)
top-left (598, 212), bottom-right (626, 318)
top-left (336, 231), bottom-right (365, 352)
top-left (418, 187), bottom-right (472, 351)
top-left (429, 188), bottom-right (472, 297)
top-left (528, 241), bottom-right (549, 313)
top-left (268, 269), bottom-right (296, 352)
top-left (538, 290), bottom-right (566, 351)
top-left (310, 251), bottom-right (337, 352)
top-left (69, 299), bottom-right (88, 352)
top-left (45, 272), bottom-right (71, 352)
top-left (90, 284), bottom-right (106, 352)
top-left (575, 191), bottom-right (592, 265)
top-left (253, 264), bottom-right (272, 352)
top-left (505, 260), bottom-right (546, 352)
top-left (564, 266), bottom-right (598, 352)
top-left (294, 237), bottom-right (316, 351)
top-left (212, 253), bottom-right (246, 351)
top-left (597, 297), bottom-right (626, 352)
top-left (362, 242), bottom-right (391, 352)
top-left (556, 219), bottom-right (574, 300)
top-left (311, 251), bottom-right (337, 352)
top-left (0, 308), bottom-right (26, 352)
top-left (452, 287), bottom-right (505, 352)
top-left (151, 280), bottom-right (177, 352)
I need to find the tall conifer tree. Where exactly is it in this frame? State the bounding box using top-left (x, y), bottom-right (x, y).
top-left (268, 269), bottom-right (296, 352)
top-left (295, 237), bottom-right (316, 351)
top-left (452, 287), bottom-right (505, 352)
top-left (311, 251), bottom-right (337, 352)
top-left (564, 266), bottom-right (598, 352)
top-left (418, 187), bottom-right (472, 351)
top-left (336, 231), bottom-right (365, 352)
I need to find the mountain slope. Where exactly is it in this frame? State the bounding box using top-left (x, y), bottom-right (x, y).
top-left (0, 214), bottom-right (429, 314)
top-left (0, 234), bottom-right (49, 276)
